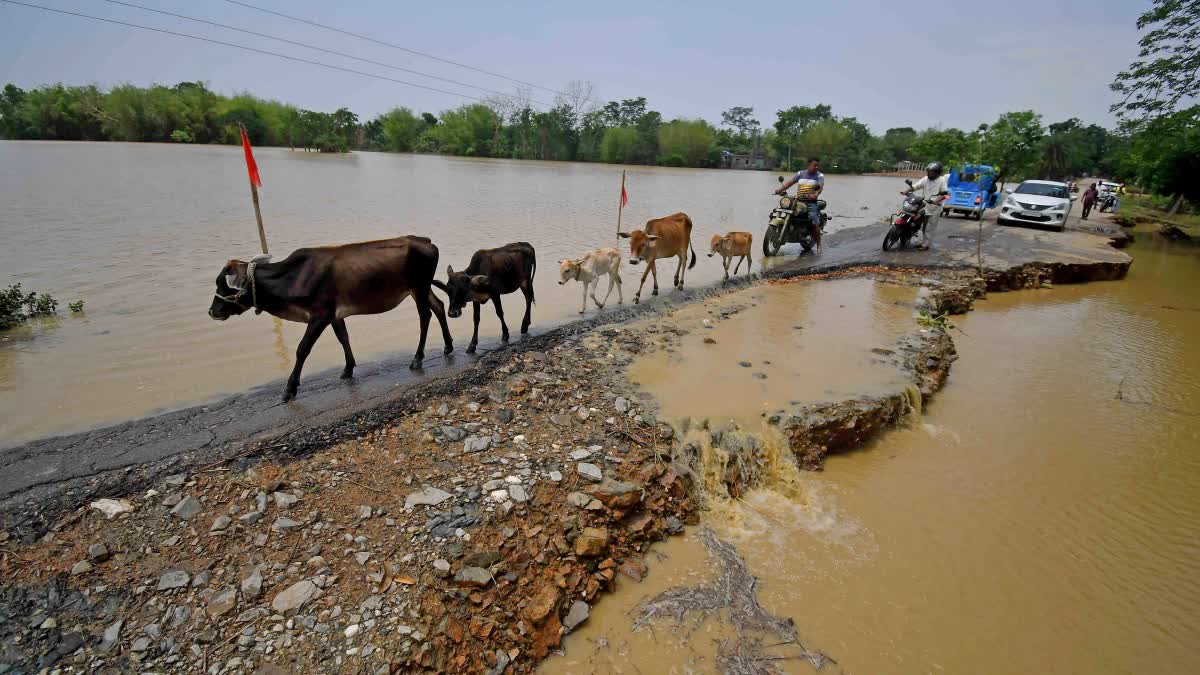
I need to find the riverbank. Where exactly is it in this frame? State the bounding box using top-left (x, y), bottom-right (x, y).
top-left (0, 215), bottom-right (1131, 673)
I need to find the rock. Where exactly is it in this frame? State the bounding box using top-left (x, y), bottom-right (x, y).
top-left (161, 493), bottom-right (182, 507)
top-left (345, 624), bottom-right (360, 639)
top-left (614, 397), bottom-right (630, 413)
top-left (241, 568), bottom-right (263, 600)
top-left (620, 559), bottom-right (648, 582)
top-left (130, 636), bottom-right (152, 653)
top-left (89, 498), bottom-right (135, 519)
top-left (462, 551), bottom-right (501, 568)
top-left (704, 336), bottom-right (717, 344)
top-left (209, 515), bottom-right (232, 533)
top-left (568, 449), bottom-right (592, 461)
top-left (40, 617), bottom-right (57, 629)
top-left (574, 528), bottom-right (609, 557)
top-left (357, 505), bottom-right (372, 521)
top-left (495, 408), bottom-right (514, 424)
top-left (524, 585), bottom-right (560, 624)
top-left (549, 470), bottom-right (563, 482)
top-left (452, 567), bottom-right (492, 588)
top-left (549, 414), bottom-right (572, 427)
top-left (256, 491), bottom-right (268, 513)
top-left (273, 491), bottom-right (299, 509)
top-left (563, 600), bottom-right (590, 632)
top-left (170, 496), bottom-right (202, 520)
top-left (271, 517), bottom-right (301, 532)
top-left (164, 473), bottom-right (187, 487)
top-left (432, 559), bottom-right (451, 577)
top-left (441, 425), bottom-right (467, 441)
top-left (207, 588), bottom-right (238, 617)
top-left (463, 436), bottom-right (491, 453)
top-left (70, 561), bottom-right (93, 576)
top-left (191, 570), bottom-right (211, 588)
top-left (272, 579), bottom-right (320, 615)
top-left (405, 486), bottom-right (452, 509)
top-left (576, 407), bottom-right (591, 422)
top-left (508, 485), bottom-right (529, 503)
top-left (157, 570), bottom-right (191, 591)
top-left (98, 619), bottom-right (123, 654)
top-left (354, 552), bottom-right (371, 566)
top-left (576, 462), bottom-right (603, 482)
top-left (482, 479), bottom-right (506, 491)
top-left (238, 510), bottom-right (263, 524)
top-left (587, 478), bottom-right (643, 509)
top-left (738, 361), bottom-right (752, 367)
top-left (566, 492), bottom-right (592, 508)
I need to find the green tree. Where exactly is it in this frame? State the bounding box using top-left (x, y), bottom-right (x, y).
top-left (1, 84), bottom-right (28, 138)
top-left (657, 119), bottom-right (716, 167)
top-left (909, 127), bottom-right (973, 166)
top-left (378, 107), bottom-right (424, 152)
top-left (600, 126), bottom-right (638, 164)
top-left (426, 104), bottom-right (498, 156)
top-left (1110, 0), bottom-right (1200, 122)
top-left (979, 111), bottom-right (1044, 179)
top-left (881, 127), bottom-right (918, 163)
top-left (773, 104), bottom-right (833, 169)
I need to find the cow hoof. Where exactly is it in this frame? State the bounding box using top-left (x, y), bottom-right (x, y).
top-left (651, 290), bottom-right (658, 296)
top-left (282, 389), bottom-right (296, 403)
top-left (340, 369), bottom-right (353, 380)
top-left (521, 327), bottom-right (529, 335)
top-left (634, 297), bottom-right (640, 304)
top-left (409, 358), bottom-right (423, 370)
top-left (443, 344), bottom-right (454, 355)
top-left (466, 344), bottom-right (477, 354)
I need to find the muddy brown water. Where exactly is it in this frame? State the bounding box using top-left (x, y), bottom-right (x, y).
top-left (0, 141), bottom-right (904, 444)
top-left (544, 232), bottom-right (1200, 674)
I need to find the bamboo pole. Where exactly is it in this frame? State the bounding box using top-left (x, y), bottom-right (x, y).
top-left (240, 122), bottom-right (268, 255)
top-left (617, 170), bottom-right (626, 238)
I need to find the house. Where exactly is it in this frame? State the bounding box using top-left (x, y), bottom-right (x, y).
top-left (721, 152), bottom-right (771, 170)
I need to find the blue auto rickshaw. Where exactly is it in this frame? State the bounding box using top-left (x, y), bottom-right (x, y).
top-left (943, 164), bottom-right (1001, 221)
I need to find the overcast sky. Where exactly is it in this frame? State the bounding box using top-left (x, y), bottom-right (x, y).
top-left (0, 0), bottom-right (1146, 133)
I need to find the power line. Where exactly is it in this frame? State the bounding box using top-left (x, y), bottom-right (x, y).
top-left (98, 0), bottom-right (550, 106)
top-left (222, 0), bottom-right (566, 97)
top-left (0, 0), bottom-right (491, 103)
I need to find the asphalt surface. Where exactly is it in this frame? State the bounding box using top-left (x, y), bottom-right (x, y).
top-left (0, 212), bottom-right (1132, 537)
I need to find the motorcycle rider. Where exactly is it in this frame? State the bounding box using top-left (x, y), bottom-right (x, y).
top-left (774, 157), bottom-right (824, 253)
top-left (901, 161), bottom-right (949, 250)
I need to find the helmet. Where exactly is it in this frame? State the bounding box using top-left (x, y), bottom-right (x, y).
top-left (927, 162), bottom-right (943, 175)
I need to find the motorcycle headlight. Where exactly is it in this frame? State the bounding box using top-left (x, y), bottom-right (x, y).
top-left (779, 197), bottom-right (793, 209)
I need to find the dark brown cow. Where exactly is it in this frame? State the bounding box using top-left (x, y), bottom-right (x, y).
top-left (436, 242), bottom-right (536, 354)
top-left (617, 212), bottom-right (696, 303)
top-left (208, 236), bottom-right (453, 401)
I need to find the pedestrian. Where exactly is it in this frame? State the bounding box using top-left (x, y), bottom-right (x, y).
top-left (1081, 183), bottom-right (1098, 220)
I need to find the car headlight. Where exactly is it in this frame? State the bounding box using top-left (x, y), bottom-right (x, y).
top-left (1004, 196), bottom-right (1019, 208)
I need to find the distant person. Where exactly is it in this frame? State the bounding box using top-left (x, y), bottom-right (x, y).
top-left (901, 162), bottom-right (948, 250)
top-left (775, 158), bottom-right (825, 252)
top-left (1081, 183), bottom-right (1098, 220)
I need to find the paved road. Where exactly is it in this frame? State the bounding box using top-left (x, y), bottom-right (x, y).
top-left (0, 212), bottom-right (1131, 536)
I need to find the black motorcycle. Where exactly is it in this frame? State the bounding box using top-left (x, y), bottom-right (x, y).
top-left (762, 175), bottom-right (830, 256)
top-left (882, 179), bottom-right (947, 251)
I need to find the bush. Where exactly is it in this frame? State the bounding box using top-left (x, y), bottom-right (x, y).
top-left (69, 300), bottom-right (85, 313)
top-left (0, 283), bottom-right (59, 330)
top-left (657, 153), bottom-right (686, 167)
top-left (170, 129), bottom-right (194, 143)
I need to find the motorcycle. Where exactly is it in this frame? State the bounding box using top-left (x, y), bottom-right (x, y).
top-left (882, 179), bottom-right (947, 251)
top-left (1098, 192), bottom-right (1117, 213)
top-left (762, 175), bottom-right (830, 257)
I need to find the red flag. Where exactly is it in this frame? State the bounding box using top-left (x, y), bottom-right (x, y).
top-left (620, 175), bottom-right (629, 207)
top-left (239, 126), bottom-right (262, 188)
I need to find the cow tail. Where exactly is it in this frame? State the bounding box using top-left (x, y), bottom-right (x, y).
top-left (687, 215), bottom-right (697, 269)
top-left (431, 279), bottom-right (449, 294)
top-left (529, 256), bottom-right (537, 303)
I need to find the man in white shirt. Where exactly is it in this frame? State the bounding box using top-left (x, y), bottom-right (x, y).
top-left (774, 158), bottom-right (825, 252)
top-left (902, 162), bottom-right (949, 250)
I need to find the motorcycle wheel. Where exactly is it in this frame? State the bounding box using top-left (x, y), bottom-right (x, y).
top-left (800, 240), bottom-right (814, 253)
top-left (882, 228), bottom-right (900, 251)
top-left (763, 226), bottom-right (783, 257)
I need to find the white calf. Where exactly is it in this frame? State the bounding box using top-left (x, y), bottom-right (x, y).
top-left (558, 248), bottom-right (623, 313)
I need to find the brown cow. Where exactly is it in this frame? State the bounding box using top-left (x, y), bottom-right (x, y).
top-left (617, 212), bottom-right (697, 304)
top-left (208, 236), bottom-right (453, 402)
top-left (708, 231), bottom-right (753, 280)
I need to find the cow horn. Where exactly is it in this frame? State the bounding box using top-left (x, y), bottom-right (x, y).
top-left (447, 264), bottom-right (454, 276)
top-left (617, 232), bottom-right (630, 239)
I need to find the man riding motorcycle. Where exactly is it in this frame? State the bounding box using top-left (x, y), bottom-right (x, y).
top-left (774, 157), bottom-right (825, 253)
top-left (901, 161), bottom-right (948, 250)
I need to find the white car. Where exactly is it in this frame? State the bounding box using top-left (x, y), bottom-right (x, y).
top-left (998, 180), bottom-right (1075, 232)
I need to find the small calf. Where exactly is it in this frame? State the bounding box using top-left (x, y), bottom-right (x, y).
top-left (558, 248), bottom-right (623, 313)
top-left (437, 242), bottom-right (536, 354)
top-left (708, 232), bottom-right (753, 280)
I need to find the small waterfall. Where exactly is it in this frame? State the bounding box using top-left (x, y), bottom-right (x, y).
top-left (904, 383), bottom-right (924, 417)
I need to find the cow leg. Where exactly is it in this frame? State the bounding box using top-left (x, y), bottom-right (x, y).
top-left (284, 317), bottom-right (330, 402)
top-left (675, 252), bottom-right (685, 288)
top-left (519, 281), bottom-right (533, 334)
top-left (580, 280), bottom-right (588, 314)
top-left (493, 295), bottom-right (511, 340)
top-left (467, 302), bottom-right (481, 354)
top-left (332, 319), bottom-right (355, 379)
top-left (745, 251), bottom-right (752, 276)
top-left (634, 262), bottom-right (653, 304)
top-left (428, 291), bottom-right (454, 354)
top-left (589, 278), bottom-right (604, 309)
top-left (723, 255), bottom-right (731, 280)
top-left (410, 291), bottom-right (433, 369)
top-left (650, 261), bottom-right (660, 296)
top-left (732, 255), bottom-right (743, 275)
top-left (614, 267), bottom-right (624, 304)
top-left (600, 273), bottom-right (616, 308)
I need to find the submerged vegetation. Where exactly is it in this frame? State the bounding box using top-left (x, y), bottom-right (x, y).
top-left (0, 284), bottom-right (83, 330)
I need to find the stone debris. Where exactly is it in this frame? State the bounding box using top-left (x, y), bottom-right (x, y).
top-left (156, 570), bottom-right (190, 590)
top-left (576, 462), bottom-right (603, 482)
top-left (169, 495), bottom-right (202, 520)
top-left (563, 600), bottom-right (590, 632)
top-left (89, 498), bottom-right (135, 519)
top-left (404, 486), bottom-right (452, 509)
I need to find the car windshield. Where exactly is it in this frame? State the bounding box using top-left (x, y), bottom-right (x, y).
top-left (1015, 183), bottom-right (1068, 199)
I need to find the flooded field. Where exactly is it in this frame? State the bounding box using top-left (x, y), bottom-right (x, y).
top-left (544, 233), bottom-right (1200, 674)
top-left (0, 141), bottom-right (904, 444)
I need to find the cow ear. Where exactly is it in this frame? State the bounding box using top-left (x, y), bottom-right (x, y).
top-left (470, 275), bottom-right (490, 289)
top-left (446, 264), bottom-right (454, 277)
top-left (225, 273), bottom-right (242, 290)
top-left (646, 234), bottom-right (660, 241)
top-left (224, 261), bottom-right (246, 290)
top-left (617, 232), bottom-right (630, 239)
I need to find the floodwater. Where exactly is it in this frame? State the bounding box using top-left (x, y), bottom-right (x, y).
top-left (0, 141), bottom-right (904, 444)
top-left (627, 277), bottom-right (920, 425)
top-left (544, 231), bottom-right (1200, 674)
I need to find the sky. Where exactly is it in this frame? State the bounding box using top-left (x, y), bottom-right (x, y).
top-left (0, 0), bottom-right (1148, 133)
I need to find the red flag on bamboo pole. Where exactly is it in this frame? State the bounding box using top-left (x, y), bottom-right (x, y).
top-left (620, 172), bottom-right (629, 207)
top-left (239, 126), bottom-right (262, 188)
